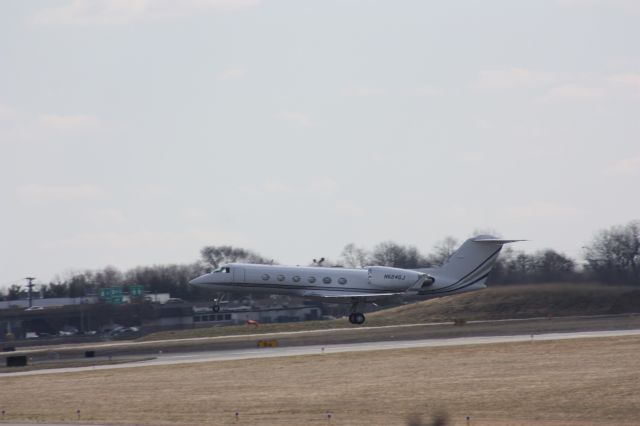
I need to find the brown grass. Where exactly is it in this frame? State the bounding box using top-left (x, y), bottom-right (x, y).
top-left (367, 283), bottom-right (640, 324)
top-left (0, 356), bottom-right (154, 374)
top-left (138, 318), bottom-right (353, 341)
top-left (136, 283), bottom-right (640, 342)
top-left (2, 335), bottom-right (640, 425)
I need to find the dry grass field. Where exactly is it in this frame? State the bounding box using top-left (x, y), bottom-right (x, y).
top-left (2, 335), bottom-right (640, 426)
top-left (137, 284), bottom-right (640, 342)
top-left (366, 283), bottom-right (640, 324)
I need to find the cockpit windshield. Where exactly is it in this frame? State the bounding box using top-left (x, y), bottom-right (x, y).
top-left (213, 266), bottom-right (231, 273)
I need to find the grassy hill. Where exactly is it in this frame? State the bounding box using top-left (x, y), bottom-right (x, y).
top-left (139, 283), bottom-right (640, 341)
top-left (366, 283), bottom-right (640, 325)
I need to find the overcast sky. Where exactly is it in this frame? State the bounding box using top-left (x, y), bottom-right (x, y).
top-left (1, 0), bottom-right (639, 288)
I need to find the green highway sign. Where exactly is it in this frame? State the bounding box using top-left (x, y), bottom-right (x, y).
top-left (99, 288), bottom-right (112, 300)
top-left (99, 287), bottom-right (125, 304)
top-left (130, 285), bottom-right (144, 297)
top-left (110, 287), bottom-right (123, 304)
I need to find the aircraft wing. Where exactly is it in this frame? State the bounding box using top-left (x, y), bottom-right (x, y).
top-left (302, 290), bottom-right (404, 303)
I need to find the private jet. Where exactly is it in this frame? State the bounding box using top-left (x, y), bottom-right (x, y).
top-left (189, 236), bottom-right (521, 324)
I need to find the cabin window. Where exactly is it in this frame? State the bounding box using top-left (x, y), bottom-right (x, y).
top-left (277, 274), bottom-right (285, 282)
top-left (308, 276), bottom-right (316, 283)
top-left (338, 277), bottom-right (347, 285)
top-left (223, 267), bottom-right (230, 273)
top-left (323, 277), bottom-right (332, 284)
top-left (292, 276), bottom-right (301, 283)
top-left (262, 274), bottom-right (270, 281)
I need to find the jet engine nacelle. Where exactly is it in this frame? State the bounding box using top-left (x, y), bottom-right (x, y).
top-left (367, 266), bottom-right (426, 290)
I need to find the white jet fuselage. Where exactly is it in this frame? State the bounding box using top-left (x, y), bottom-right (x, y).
top-left (190, 263), bottom-right (429, 299)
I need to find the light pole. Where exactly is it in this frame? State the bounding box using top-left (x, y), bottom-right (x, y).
top-left (25, 277), bottom-right (36, 308)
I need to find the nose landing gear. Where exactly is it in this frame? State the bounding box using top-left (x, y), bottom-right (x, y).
top-left (212, 293), bottom-right (227, 312)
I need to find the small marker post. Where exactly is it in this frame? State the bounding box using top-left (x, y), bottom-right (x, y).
top-left (466, 415), bottom-right (471, 426)
top-left (327, 410), bottom-right (332, 423)
top-left (76, 409), bottom-right (80, 420)
top-left (235, 411), bottom-right (239, 422)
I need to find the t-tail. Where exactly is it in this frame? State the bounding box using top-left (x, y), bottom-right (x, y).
top-left (415, 235), bottom-right (524, 296)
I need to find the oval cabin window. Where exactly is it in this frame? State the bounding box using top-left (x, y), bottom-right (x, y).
top-left (262, 274), bottom-right (270, 281)
top-left (277, 274), bottom-right (285, 282)
top-left (338, 277), bottom-right (347, 285)
top-left (323, 277), bottom-right (332, 284)
top-left (292, 276), bottom-right (301, 283)
top-left (308, 276), bottom-right (316, 283)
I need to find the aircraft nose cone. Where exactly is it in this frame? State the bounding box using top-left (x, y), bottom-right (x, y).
top-left (189, 274), bottom-right (210, 286)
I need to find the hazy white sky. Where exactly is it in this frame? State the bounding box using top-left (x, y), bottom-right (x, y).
top-left (1, 0), bottom-right (639, 287)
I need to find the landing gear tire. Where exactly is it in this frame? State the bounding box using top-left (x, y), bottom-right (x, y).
top-left (349, 313), bottom-right (365, 325)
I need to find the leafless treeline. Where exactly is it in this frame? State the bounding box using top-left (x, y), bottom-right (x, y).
top-left (1, 220), bottom-right (638, 301)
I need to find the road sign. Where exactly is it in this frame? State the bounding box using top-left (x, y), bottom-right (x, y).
top-left (99, 288), bottom-right (112, 300)
top-left (129, 285), bottom-right (144, 297)
top-left (99, 287), bottom-right (124, 304)
top-left (110, 287), bottom-right (123, 304)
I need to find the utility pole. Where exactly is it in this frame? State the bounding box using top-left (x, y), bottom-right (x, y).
top-left (25, 277), bottom-right (36, 308)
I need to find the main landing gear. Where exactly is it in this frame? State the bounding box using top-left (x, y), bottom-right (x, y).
top-left (348, 312), bottom-right (366, 324)
top-left (348, 299), bottom-right (366, 325)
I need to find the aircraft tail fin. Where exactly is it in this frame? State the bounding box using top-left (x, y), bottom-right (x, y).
top-left (418, 235), bottom-right (524, 292)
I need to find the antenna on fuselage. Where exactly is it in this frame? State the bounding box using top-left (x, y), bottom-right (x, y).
top-left (313, 257), bottom-right (326, 266)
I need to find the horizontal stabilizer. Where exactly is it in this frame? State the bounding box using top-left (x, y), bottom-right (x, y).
top-left (472, 237), bottom-right (527, 244)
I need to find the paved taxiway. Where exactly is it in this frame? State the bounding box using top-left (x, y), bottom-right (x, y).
top-left (3, 328), bottom-right (639, 378)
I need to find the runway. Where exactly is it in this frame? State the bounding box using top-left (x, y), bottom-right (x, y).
top-left (3, 328), bottom-right (640, 378)
top-left (2, 316), bottom-right (554, 355)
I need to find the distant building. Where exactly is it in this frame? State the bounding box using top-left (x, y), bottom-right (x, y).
top-left (0, 297), bottom-right (97, 310)
top-left (0, 293), bottom-right (172, 311)
top-left (193, 305), bottom-right (321, 326)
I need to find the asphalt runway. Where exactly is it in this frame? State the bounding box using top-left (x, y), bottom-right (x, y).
top-left (3, 328), bottom-right (639, 378)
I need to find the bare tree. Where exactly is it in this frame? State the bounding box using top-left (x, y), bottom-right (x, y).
top-left (94, 266), bottom-right (124, 288)
top-left (533, 249), bottom-right (576, 282)
top-left (371, 241), bottom-right (431, 269)
top-left (428, 236), bottom-right (459, 266)
top-left (41, 281), bottom-right (68, 298)
top-left (340, 243), bottom-right (370, 268)
top-left (7, 284), bottom-right (24, 300)
top-left (126, 263), bottom-right (204, 300)
top-left (200, 245), bottom-right (271, 270)
top-left (584, 220), bottom-right (640, 284)
top-left (67, 272), bottom-right (95, 297)
top-left (489, 247), bottom-right (577, 284)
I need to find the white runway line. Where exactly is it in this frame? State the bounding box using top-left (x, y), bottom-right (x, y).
top-left (3, 328), bottom-right (640, 378)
